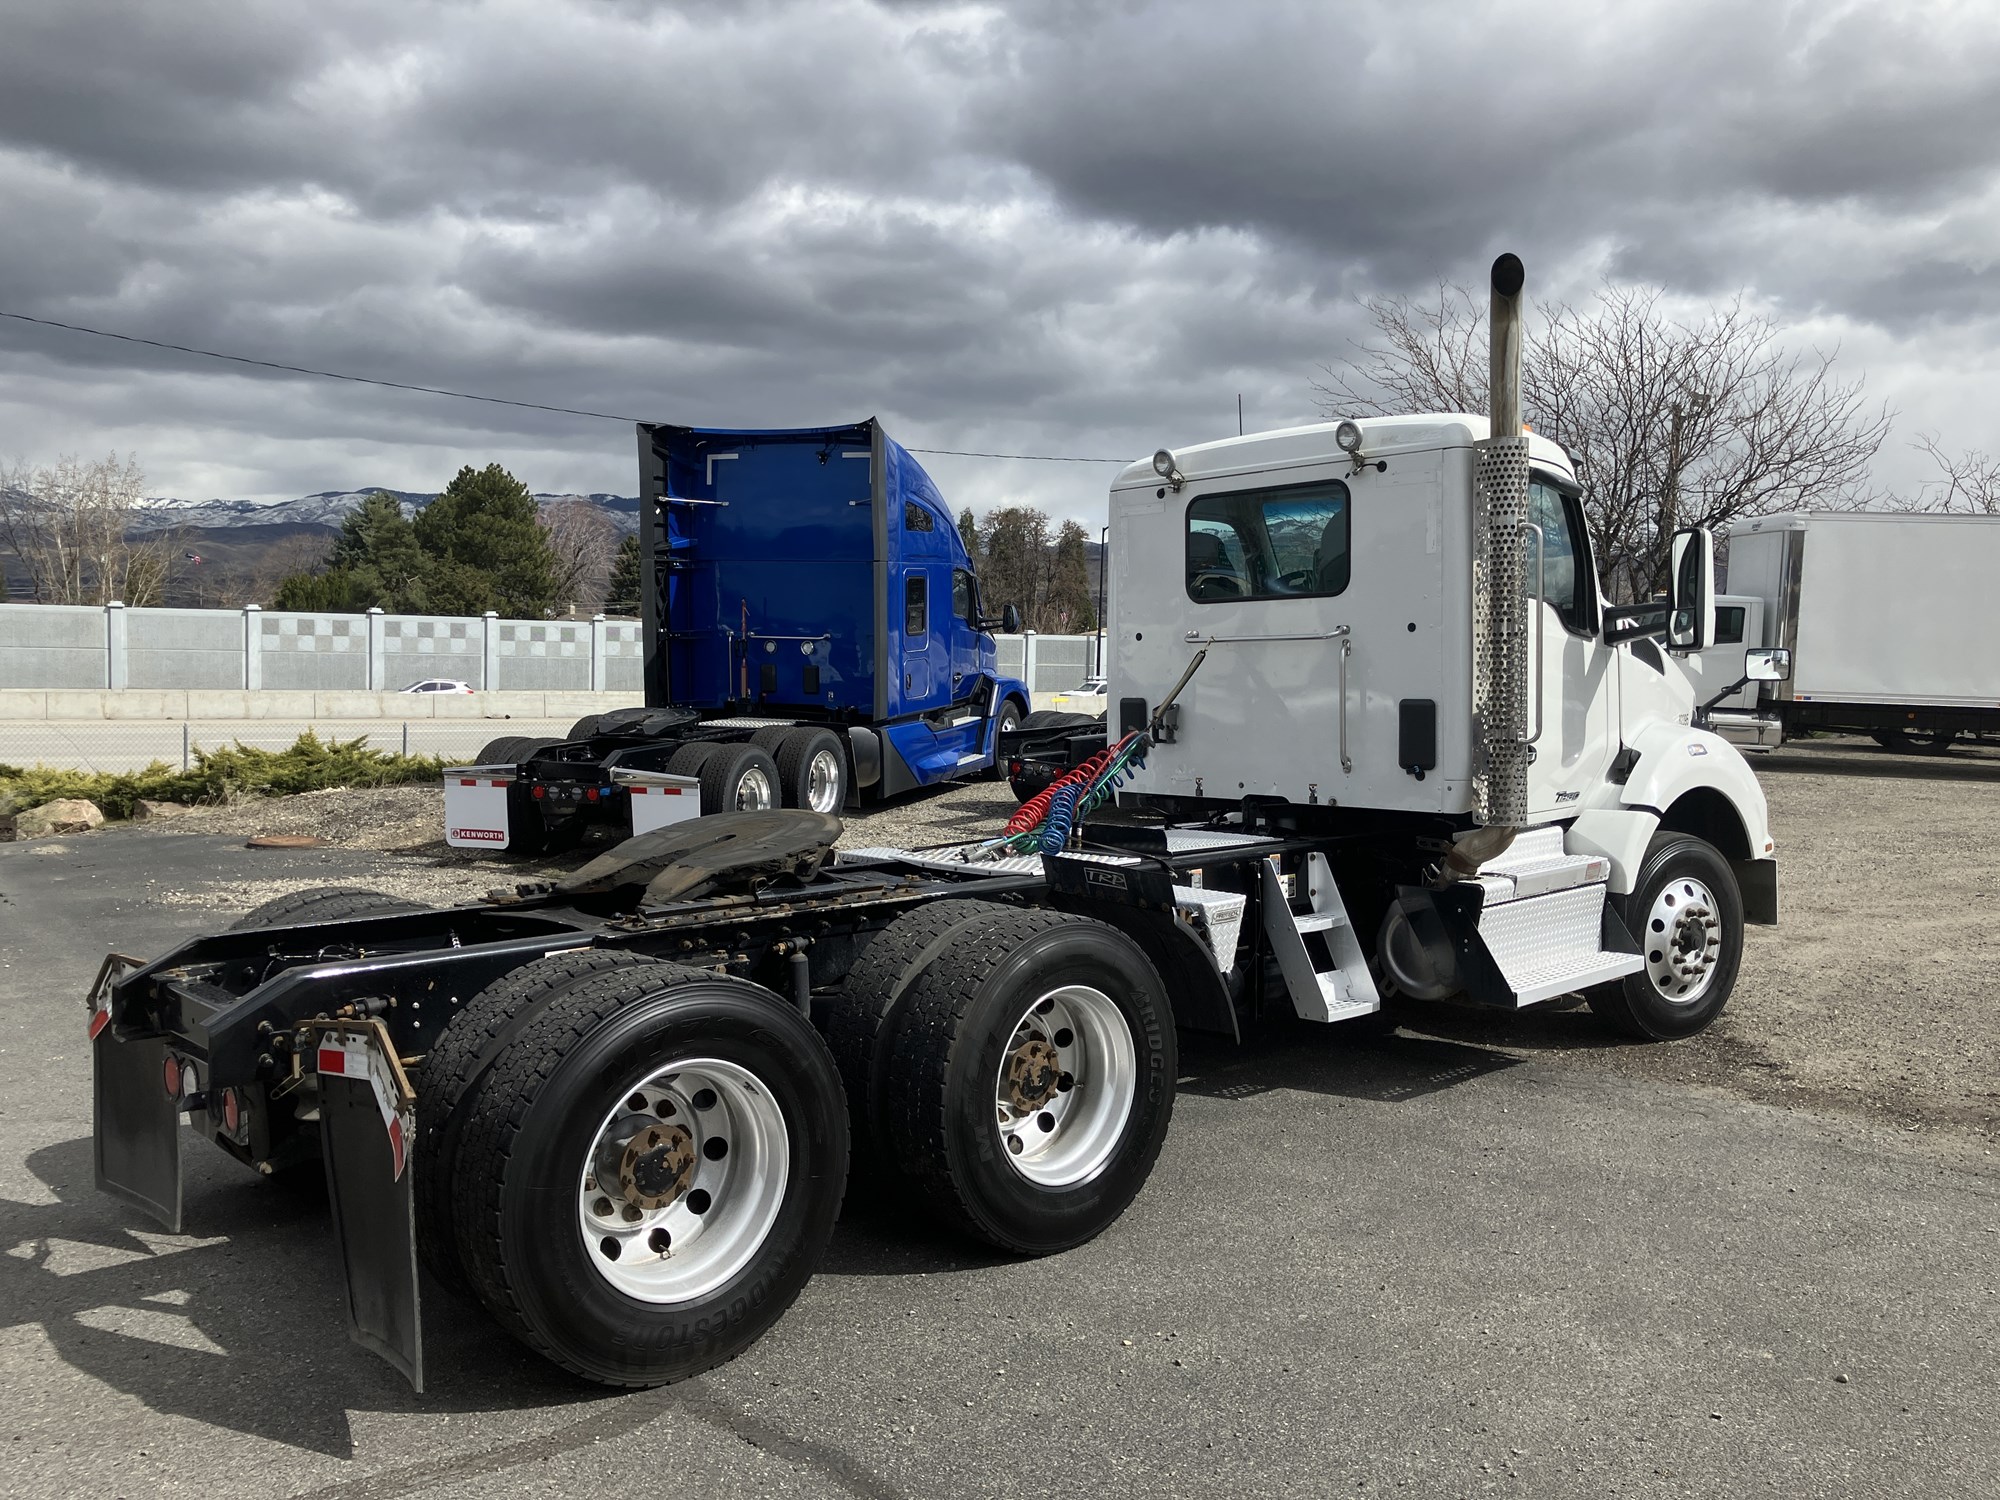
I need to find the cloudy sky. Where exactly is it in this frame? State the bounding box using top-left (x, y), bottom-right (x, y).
top-left (1, 0), bottom-right (1996, 525)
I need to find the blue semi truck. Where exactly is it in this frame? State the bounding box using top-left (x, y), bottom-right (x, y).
top-left (457, 420), bottom-right (1029, 852)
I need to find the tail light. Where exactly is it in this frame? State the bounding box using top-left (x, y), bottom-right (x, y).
top-left (162, 1054), bottom-right (181, 1099)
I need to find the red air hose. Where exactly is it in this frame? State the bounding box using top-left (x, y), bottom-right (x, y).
top-left (1004, 740), bottom-right (1123, 837)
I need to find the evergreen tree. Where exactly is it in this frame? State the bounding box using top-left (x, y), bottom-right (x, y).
top-left (413, 463), bottom-right (561, 618)
top-left (1045, 519), bottom-right (1097, 632)
top-left (273, 567), bottom-right (374, 612)
top-left (330, 491), bottom-right (429, 611)
top-left (605, 534), bottom-right (643, 615)
top-left (957, 506), bottom-right (981, 562)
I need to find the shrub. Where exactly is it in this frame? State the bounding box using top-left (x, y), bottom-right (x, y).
top-left (0, 731), bottom-right (446, 820)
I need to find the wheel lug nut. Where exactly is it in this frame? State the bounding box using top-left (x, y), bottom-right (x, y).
top-left (622, 1205), bottom-right (642, 1222)
top-left (594, 1197), bottom-right (613, 1216)
top-left (1006, 1135), bottom-right (1024, 1155)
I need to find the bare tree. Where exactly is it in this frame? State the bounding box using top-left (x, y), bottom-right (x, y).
top-left (1906, 434), bottom-right (2000, 514)
top-left (0, 452), bottom-right (180, 604)
top-left (539, 499), bottom-right (620, 616)
top-left (1315, 282), bottom-right (1892, 598)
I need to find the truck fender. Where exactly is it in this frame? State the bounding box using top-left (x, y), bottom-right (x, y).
top-left (1563, 808), bottom-right (1659, 896)
top-left (1050, 899), bottom-right (1238, 1041)
top-left (992, 676), bottom-right (1030, 729)
top-left (845, 726), bottom-right (882, 790)
top-left (1615, 721), bottom-right (1779, 925)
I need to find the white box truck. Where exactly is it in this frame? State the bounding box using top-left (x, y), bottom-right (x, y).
top-left (1692, 512), bottom-right (2000, 752)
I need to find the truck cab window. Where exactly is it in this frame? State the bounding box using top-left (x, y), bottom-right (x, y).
top-left (1527, 477), bottom-right (1595, 635)
top-left (1185, 480), bottom-right (1350, 603)
top-left (952, 568), bottom-right (977, 622)
top-left (1714, 605), bottom-right (1746, 645)
top-left (905, 574), bottom-right (928, 636)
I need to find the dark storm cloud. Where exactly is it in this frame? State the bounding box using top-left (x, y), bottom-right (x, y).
top-left (0, 0), bottom-right (1995, 516)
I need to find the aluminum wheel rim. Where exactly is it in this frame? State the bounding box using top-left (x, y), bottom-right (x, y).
top-left (805, 749), bottom-right (843, 813)
top-left (734, 766), bottom-right (775, 811)
top-left (576, 1057), bottom-right (789, 1303)
top-left (1643, 876), bottom-right (1723, 1004)
top-left (993, 984), bottom-right (1136, 1188)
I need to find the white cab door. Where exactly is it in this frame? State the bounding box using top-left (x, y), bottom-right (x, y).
top-left (1525, 475), bottom-right (1620, 817)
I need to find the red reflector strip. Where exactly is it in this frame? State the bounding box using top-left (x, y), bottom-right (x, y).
top-left (459, 778), bottom-right (477, 786)
top-left (88, 1008), bottom-right (110, 1041)
top-left (317, 1046), bottom-right (349, 1076)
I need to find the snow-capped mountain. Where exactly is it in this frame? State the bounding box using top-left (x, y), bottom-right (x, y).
top-left (134, 488), bottom-right (640, 534)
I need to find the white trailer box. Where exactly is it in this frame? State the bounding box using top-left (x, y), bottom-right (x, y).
top-left (1728, 512), bottom-right (2000, 710)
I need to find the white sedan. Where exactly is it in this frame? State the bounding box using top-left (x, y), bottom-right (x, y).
top-left (400, 678), bottom-right (477, 694)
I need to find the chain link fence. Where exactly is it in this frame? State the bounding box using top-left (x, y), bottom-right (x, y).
top-left (0, 719), bottom-right (573, 775)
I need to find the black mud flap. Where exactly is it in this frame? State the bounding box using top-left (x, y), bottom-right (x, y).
top-left (90, 955), bottom-right (183, 1233)
top-left (93, 1031), bottom-right (184, 1232)
top-left (313, 1020), bottom-right (425, 1393)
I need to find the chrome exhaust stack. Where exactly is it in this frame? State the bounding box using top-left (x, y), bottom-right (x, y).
top-left (1452, 252), bottom-right (1533, 880)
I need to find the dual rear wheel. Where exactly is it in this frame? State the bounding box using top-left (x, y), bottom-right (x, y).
top-left (828, 903), bottom-right (1176, 1255)
top-left (417, 952), bottom-right (846, 1387)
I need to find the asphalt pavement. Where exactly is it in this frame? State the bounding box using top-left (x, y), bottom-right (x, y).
top-left (0, 829), bottom-right (1994, 1499)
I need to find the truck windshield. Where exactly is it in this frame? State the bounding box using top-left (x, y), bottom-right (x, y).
top-left (1185, 480), bottom-right (1349, 602)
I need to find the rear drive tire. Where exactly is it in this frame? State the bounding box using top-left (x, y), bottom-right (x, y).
top-left (477, 735), bottom-right (526, 765)
top-left (1588, 833), bottom-right (1743, 1040)
top-left (826, 900), bottom-right (1018, 1181)
top-left (414, 949), bottom-right (666, 1293)
top-left (666, 742), bottom-right (719, 782)
top-left (881, 909), bottom-right (1175, 1253)
top-left (450, 965), bottom-right (848, 1387)
top-left (699, 745), bottom-right (780, 815)
top-left (750, 725), bottom-right (794, 755)
top-left (512, 737), bottom-right (559, 761)
top-left (775, 728), bottom-right (847, 814)
top-left (1874, 726), bottom-right (1957, 754)
top-left (230, 887), bottom-right (427, 931)
top-left (567, 715), bottom-right (603, 742)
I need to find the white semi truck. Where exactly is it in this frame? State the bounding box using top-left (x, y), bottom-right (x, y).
top-left (84, 255), bottom-right (1778, 1393)
top-left (1692, 510), bottom-right (2000, 753)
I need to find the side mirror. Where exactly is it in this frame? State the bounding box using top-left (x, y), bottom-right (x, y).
top-left (1001, 603), bottom-right (1022, 634)
top-left (1667, 526), bottom-right (1716, 652)
top-left (1744, 646), bottom-right (1791, 682)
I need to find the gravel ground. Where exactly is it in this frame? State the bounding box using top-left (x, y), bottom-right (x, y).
top-left (110, 738), bottom-right (2000, 1144)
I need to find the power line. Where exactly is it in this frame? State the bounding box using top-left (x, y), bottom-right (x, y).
top-left (0, 308), bottom-right (1130, 463)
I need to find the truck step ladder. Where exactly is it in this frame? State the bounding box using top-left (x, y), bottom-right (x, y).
top-left (1470, 827), bottom-right (1643, 1005)
top-left (1261, 852), bottom-right (1382, 1022)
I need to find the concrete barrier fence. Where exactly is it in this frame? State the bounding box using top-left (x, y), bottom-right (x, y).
top-left (1, 603), bottom-right (1105, 699)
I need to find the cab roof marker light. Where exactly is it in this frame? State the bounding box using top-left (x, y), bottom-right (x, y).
top-left (1152, 449), bottom-right (1186, 492)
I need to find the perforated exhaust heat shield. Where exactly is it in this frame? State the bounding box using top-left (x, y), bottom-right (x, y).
top-left (1472, 434), bottom-right (1532, 827)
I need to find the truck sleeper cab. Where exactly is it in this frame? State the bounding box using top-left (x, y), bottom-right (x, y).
top-left (444, 420), bottom-right (1030, 851)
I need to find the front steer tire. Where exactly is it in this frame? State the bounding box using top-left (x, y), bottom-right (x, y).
top-left (1589, 833), bottom-right (1744, 1041)
top-left (881, 909), bottom-right (1175, 1255)
top-left (449, 965), bottom-right (848, 1387)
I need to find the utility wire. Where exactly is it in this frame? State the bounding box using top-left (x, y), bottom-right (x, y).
top-left (0, 308), bottom-right (1130, 463)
